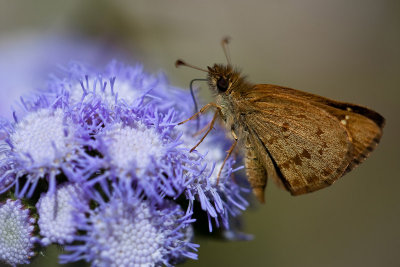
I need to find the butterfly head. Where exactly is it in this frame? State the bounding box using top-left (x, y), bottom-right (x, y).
top-left (206, 64), bottom-right (242, 95)
top-left (175, 37), bottom-right (250, 95)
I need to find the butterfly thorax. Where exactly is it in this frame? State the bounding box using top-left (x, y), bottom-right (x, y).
top-left (206, 64), bottom-right (255, 143)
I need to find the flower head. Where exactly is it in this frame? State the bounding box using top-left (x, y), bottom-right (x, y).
top-left (60, 185), bottom-right (198, 266)
top-left (36, 183), bottom-right (87, 246)
top-left (0, 96), bottom-right (95, 197)
top-left (0, 199), bottom-right (38, 266)
top-left (85, 102), bottom-right (197, 202)
top-left (11, 109), bottom-right (75, 165)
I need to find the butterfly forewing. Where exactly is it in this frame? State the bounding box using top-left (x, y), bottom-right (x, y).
top-left (248, 84), bottom-right (385, 175)
top-left (238, 85), bottom-right (355, 195)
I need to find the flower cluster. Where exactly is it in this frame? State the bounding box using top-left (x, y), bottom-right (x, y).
top-left (0, 61), bottom-right (250, 266)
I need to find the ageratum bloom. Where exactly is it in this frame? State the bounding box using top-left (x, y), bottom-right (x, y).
top-left (0, 199), bottom-right (37, 266)
top-left (0, 94), bottom-right (96, 198)
top-left (36, 183), bottom-right (87, 245)
top-left (0, 60), bottom-right (251, 266)
top-left (60, 185), bottom-right (198, 266)
top-left (89, 102), bottom-right (195, 202)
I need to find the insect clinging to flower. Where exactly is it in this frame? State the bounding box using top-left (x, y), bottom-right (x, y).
top-left (176, 37), bottom-right (385, 203)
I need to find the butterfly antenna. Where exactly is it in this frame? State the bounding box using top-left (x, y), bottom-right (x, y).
top-left (175, 60), bottom-right (208, 73)
top-left (221, 36), bottom-right (232, 66)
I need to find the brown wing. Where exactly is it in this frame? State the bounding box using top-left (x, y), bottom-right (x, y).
top-left (250, 84), bottom-right (385, 174)
top-left (245, 136), bottom-right (281, 203)
top-left (238, 85), bottom-right (358, 195)
top-left (244, 142), bottom-right (268, 203)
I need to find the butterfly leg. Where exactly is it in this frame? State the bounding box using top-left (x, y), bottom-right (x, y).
top-left (217, 130), bottom-right (238, 185)
top-left (178, 102), bottom-right (221, 125)
top-left (193, 120), bottom-right (212, 137)
top-left (189, 109), bottom-right (220, 152)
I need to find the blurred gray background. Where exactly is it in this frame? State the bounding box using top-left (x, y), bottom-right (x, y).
top-left (0, 0), bottom-right (398, 266)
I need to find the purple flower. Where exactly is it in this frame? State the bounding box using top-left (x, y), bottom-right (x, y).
top-left (0, 60), bottom-right (251, 266)
top-left (93, 114), bottom-right (192, 202)
top-left (60, 185), bottom-right (198, 266)
top-left (36, 183), bottom-right (87, 246)
top-left (0, 95), bottom-right (96, 197)
top-left (0, 199), bottom-right (38, 266)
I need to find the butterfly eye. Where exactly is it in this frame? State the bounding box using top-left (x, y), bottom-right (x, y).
top-left (217, 77), bottom-right (229, 92)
